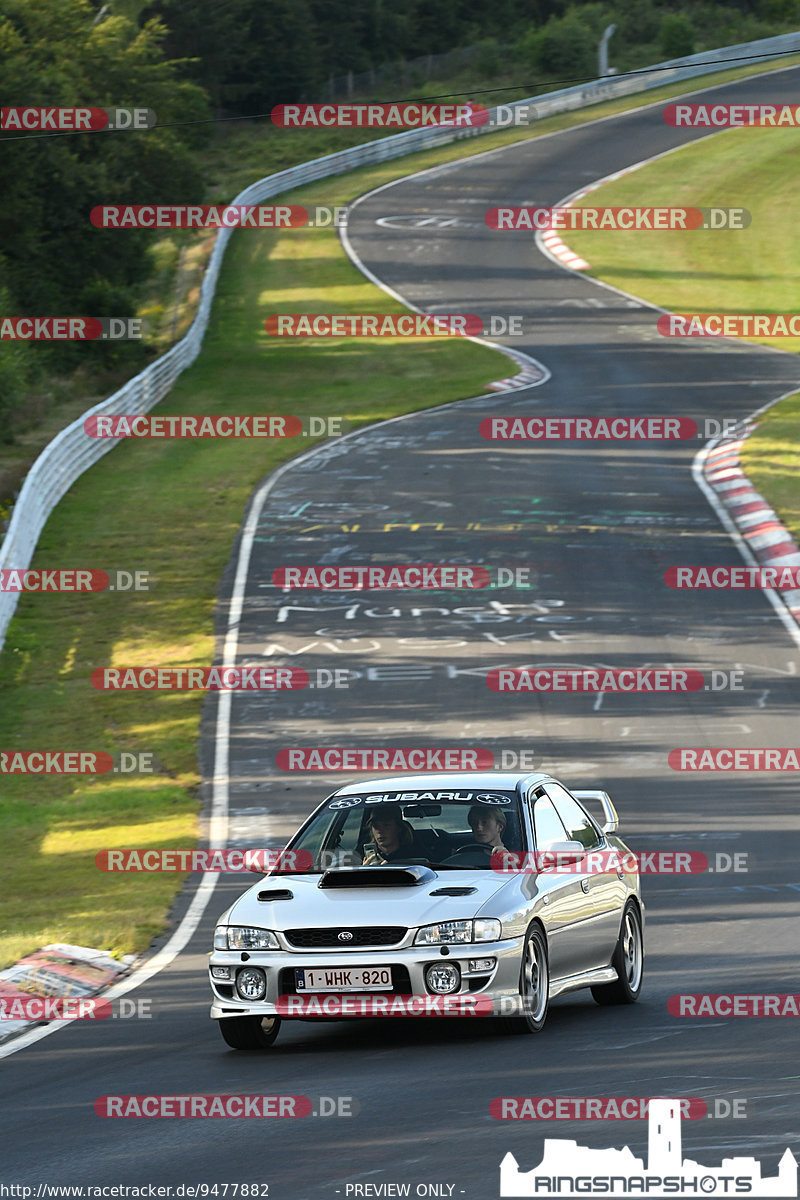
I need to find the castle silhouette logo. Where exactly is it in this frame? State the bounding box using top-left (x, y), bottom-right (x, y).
top-left (500, 1098), bottom-right (797, 1197)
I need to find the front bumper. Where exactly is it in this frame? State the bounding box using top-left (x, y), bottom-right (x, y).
top-left (209, 937), bottom-right (524, 1019)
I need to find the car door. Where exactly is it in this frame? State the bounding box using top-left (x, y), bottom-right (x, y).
top-left (527, 789), bottom-right (590, 982)
top-left (545, 782), bottom-right (626, 972)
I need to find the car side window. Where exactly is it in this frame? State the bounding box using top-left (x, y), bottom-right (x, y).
top-left (532, 794), bottom-right (570, 850)
top-left (546, 784), bottom-right (602, 850)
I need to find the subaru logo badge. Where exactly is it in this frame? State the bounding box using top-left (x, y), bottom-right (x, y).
top-left (338, 931), bottom-right (354, 942)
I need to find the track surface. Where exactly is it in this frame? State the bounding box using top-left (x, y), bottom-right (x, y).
top-left (3, 69), bottom-right (800, 1198)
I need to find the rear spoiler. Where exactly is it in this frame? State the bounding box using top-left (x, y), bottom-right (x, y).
top-left (572, 790), bottom-right (619, 834)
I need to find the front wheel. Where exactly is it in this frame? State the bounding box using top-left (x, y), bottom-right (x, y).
top-left (501, 924), bottom-right (550, 1034)
top-left (592, 901), bottom-right (644, 1006)
top-left (218, 1015), bottom-right (281, 1050)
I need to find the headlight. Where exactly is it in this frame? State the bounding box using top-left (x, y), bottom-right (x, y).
top-left (215, 926), bottom-right (279, 950)
top-left (414, 919), bottom-right (503, 945)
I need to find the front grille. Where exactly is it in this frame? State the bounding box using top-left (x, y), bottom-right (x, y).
top-left (284, 926), bottom-right (406, 948)
top-left (279, 966), bottom-right (412, 996)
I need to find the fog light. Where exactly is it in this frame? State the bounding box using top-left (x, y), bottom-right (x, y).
top-left (211, 966), bottom-right (231, 980)
top-left (425, 963), bottom-right (460, 994)
top-left (236, 966), bottom-right (266, 1001)
top-left (468, 958), bottom-right (495, 973)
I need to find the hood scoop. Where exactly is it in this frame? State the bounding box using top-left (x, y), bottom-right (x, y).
top-left (319, 865), bottom-right (436, 889)
top-left (257, 889), bottom-right (293, 902)
top-left (430, 886), bottom-right (477, 897)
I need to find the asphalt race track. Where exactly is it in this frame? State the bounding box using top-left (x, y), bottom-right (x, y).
top-left (3, 68), bottom-right (800, 1199)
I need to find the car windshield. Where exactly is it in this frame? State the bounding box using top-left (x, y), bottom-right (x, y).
top-left (283, 787), bottom-right (527, 873)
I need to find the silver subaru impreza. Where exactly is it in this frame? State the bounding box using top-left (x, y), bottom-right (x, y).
top-left (209, 772), bottom-right (644, 1049)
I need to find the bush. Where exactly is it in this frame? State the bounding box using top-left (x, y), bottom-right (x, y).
top-left (659, 12), bottom-right (696, 58)
top-left (520, 10), bottom-right (598, 79)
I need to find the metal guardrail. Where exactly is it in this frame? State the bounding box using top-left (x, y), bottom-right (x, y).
top-left (2, 31), bottom-right (799, 648)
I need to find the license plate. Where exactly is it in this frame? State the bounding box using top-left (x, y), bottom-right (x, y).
top-left (295, 967), bottom-right (393, 992)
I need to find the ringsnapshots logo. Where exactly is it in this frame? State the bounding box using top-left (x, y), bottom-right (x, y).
top-left (498, 1098), bottom-right (797, 1197)
top-left (1, 106), bottom-right (156, 132)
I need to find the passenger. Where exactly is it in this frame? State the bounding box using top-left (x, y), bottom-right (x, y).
top-left (361, 806), bottom-right (416, 865)
top-left (468, 805), bottom-right (507, 851)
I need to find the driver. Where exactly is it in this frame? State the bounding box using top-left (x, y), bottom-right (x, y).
top-left (468, 805), bottom-right (507, 851)
top-left (362, 805), bottom-right (416, 865)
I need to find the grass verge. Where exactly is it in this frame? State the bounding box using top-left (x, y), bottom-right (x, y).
top-left (2, 54), bottom-right (799, 967)
top-left (562, 118), bottom-right (800, 544)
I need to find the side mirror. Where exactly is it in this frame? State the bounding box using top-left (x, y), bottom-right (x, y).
top-left (572, 789), bottom-right (619, 834)
top-left (537, 839), bottom-right (585, 866)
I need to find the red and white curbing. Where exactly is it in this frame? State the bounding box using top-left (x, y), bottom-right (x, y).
top-left (704, 428), bottom-right (800, 624)
top-left (539, 228), bottom-right (589, 271)
top-left (488, 346), bottom-right (549, 392)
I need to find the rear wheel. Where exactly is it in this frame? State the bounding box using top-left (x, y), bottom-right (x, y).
top-left (592, 901), bottom-right (643, 1005)
top-left (502, 924), bottom-right (549, 1034)
top-left (218, 1015), bottom-right (281, 1050)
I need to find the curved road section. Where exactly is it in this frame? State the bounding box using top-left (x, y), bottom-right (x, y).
top-left (2, 68), bottom-right (800, 1198)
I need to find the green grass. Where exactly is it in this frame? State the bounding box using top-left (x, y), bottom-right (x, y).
top-left (2, 52), bottom-right (800, 968)
top-left (562, 121), bottom-right (800, 544)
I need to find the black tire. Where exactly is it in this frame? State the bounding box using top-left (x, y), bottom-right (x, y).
top-left (592, 901), bottom-right (644, 1006)
top-left (218, 1015), bottom-right (281, 1050)
top-left (501, 923), bottom-right (550, 1034)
